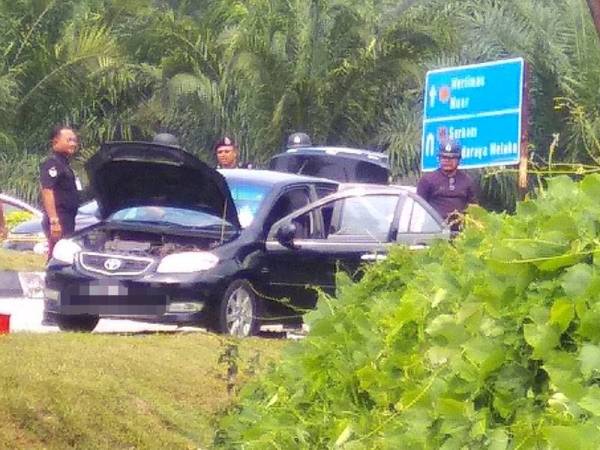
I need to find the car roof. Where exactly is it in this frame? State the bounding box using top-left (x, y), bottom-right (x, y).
top-left (0, 193), bottom-right (42, 217)
top-left (338, 183), bottom-right (415, 192)
top-left (219, 168), bottom-right (339, 187)
top-left (282, 146), bottom-right (389, 167)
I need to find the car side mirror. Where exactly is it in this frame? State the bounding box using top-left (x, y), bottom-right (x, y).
top-left (275, 222), bottom-right (297, 248)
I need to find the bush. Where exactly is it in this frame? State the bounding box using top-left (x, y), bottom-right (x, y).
top-left (217, 175), bottom-right (600, 449)
top-left (5, 210), bottom-right (33, 230)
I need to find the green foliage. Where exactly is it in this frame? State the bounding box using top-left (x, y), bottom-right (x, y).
top-left (5, 210), bottom-right (33, 229)
top-left (0, 248), bottom-right (45, 271)
top-left (1, 0), bottom-right (600, 209)
top-left (218, 174), bottom-right (600, 448)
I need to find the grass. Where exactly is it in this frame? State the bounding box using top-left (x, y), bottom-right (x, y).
top-left (0, 332), bottom-right (287, 449)
top-left (0, 248), bottom-right (46, 271)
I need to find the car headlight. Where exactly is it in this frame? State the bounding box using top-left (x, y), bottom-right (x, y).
top-left (52, 239), bottom-right (82, 265)
top-left (157, 252), bottom-right (219, 273)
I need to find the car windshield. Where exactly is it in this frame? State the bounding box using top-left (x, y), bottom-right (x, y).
top-left (78, 200), bottom-right (98, 215)
top-left (226, 179), bottom-right (271, 228)
top-left (109, 206), bottom-right (236, 232)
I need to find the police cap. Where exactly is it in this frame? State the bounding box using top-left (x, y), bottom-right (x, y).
top-left (438, 140), bottom-right (462, 159)
top-left (287, 132), bottom-right (312, 149)
top-left (213, 136), bottom-right (237, 152)
top-left (152, 133), bottom-right (180, 148)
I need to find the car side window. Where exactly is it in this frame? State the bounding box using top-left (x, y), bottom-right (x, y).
top-left (315, 185), bottom-right (338, 199)
top-left (409, 202), bottom-right (442, 233)
top-left (328, 195), bottom-right (398, 241)
top-left (264, 188), bottom-right (311, 235)
top-left (397, 197), bottom-right (413, 233)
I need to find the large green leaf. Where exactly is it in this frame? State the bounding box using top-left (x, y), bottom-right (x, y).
top-left (578, 344), bottom-right (600, 379)
top-left (561, 264), bottom-right (593, 298)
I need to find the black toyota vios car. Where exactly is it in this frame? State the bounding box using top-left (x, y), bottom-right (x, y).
top-left (44, 141), bottom-right (342, 335)
top-left (45, 141), bottom-right (448, 336)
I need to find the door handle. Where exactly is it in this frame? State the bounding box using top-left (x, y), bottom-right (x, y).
top-left (361, 253), bottom-right (387, 262)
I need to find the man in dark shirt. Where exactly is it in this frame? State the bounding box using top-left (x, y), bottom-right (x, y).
top-left (214, 136), bottom-right (240, 169)
top-left (39, 125), bottom-right (80, 259)
top-left (417, 141), bottom-right (477, 231)
top-left (213, 136), bottom-right (253, 169)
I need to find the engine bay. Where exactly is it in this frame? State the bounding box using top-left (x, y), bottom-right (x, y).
top-left (77, 226), bottom-right (221, 258)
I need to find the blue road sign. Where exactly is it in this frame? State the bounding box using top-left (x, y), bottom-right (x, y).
top-left (421, 58), bottom-right (525, 171)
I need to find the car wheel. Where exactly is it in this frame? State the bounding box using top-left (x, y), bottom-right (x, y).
top-left (55, 315), bottom-right (99, 332)
top-left (218, 280), bottom-right (261, 337)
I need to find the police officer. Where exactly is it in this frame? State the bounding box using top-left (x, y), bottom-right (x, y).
top-left (40, 125), bottom-right (80, 259)
top-left (286, 132), bottom-right (312, 149)
top-left (417, 140), bottom-right (478, 231)
top-left (214, 136), bottom-right (250, 169)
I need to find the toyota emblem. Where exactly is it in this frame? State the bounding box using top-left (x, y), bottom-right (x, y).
top-left (104, 258), bottom-right (122, 271)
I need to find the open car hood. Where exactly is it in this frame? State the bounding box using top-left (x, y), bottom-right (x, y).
top-left (86, 141), bottom-right (240, 228)
top-left (268, 147), bottom-right (390, 184)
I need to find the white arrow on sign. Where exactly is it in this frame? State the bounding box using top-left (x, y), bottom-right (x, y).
top-left (429, 85), bottom-right (437, 108)
top-left (425, 133), bottom-right (435, 157)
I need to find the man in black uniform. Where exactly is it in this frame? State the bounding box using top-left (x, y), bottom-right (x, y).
top-left (417, 140), bottom-right (478, 231)
top-left (213, 136), bottom-right (240, 169)
top-left (39, 125), bottom-right (80, 260)
top-left (213, 136), bottom-right (254, 169)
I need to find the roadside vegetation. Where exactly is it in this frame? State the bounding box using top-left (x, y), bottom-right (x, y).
top-left (0, 249), bottom-right (45, 271)
top-left (218, 174), bottom-right (600, 449)
top-left (0, 332), bottom-right (286, 449)
top-left (2, 1), bottom-right (600, 448)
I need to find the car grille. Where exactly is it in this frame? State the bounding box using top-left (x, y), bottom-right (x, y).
top-left (78, 252), bottom-right (154, 276)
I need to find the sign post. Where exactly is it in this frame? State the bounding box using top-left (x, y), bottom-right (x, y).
top-left (421, 58), bottom-right (526, 172)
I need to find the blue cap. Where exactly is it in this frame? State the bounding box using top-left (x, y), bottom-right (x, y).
top-left (438, 140), bottom-right (461, 159)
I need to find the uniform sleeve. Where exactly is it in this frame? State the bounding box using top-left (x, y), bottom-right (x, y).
top-left (39, 159), bottom-right (61, 189)
top-left (417, 174), bottom-right (432, 202)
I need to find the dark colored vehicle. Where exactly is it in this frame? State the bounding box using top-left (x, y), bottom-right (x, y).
top-left (3, 201), bottom-right (99, 253)
top-left (44, 142), bottom-right (447, 336)
top-left (0, 193), bottom-right (42, 217)
top-left (269, 146), bottom-right (390, 184)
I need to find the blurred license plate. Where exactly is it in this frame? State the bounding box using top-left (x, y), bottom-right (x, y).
top-left (78, 282), bottom-right (128, 296)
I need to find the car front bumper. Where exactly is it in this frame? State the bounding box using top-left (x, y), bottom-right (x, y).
top-left (44, 267), bottom-right (226, 324)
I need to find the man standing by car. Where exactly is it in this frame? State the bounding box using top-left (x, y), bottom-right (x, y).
top-left (39, 125), bottom-right (80, 259)
top-left (417, 140), bottom-right (478, 231)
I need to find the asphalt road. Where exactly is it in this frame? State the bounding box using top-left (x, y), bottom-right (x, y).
top-left (0, 297), bottom-right (304, 338)
top-left (0, 297), bottom-right (204, 333)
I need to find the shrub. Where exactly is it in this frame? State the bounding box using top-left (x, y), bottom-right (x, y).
top-left (5, 210), bottom-right (34, 230)
top-left (217, 175), bottom-right (600, 449)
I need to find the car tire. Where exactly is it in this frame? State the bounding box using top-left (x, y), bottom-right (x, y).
top-left (55, 315), bottom-right (99, 332)
top-left (218, 280), bottom-right (261, 337)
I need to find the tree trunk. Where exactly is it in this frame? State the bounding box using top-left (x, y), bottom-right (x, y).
top-left (587, 0), bottom-right (600, 40)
